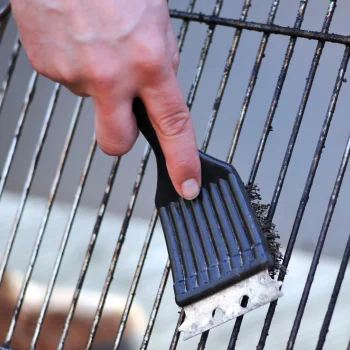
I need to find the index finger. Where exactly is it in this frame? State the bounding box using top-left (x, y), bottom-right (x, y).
top-left (139, 70), bottom-right (201, 200)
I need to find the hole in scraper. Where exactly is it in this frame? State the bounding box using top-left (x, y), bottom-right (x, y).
top-left (212, 307), bottom-right (224, 321)
top-left (240, 295), bottom-right (249, 308)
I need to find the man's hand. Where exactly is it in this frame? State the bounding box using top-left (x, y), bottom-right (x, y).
top-left (11, 0), bottom-right (201, 199)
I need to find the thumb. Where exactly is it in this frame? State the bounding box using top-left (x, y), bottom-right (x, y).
top-left (139, 71), bottom-right (201, 200)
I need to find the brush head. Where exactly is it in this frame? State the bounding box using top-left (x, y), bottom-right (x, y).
top-left (132, 97), bottom-right (283, 338)
top-left (158, 151), bottom-right (275, 307)
top-left (247, 184), bottom-right (284, 278)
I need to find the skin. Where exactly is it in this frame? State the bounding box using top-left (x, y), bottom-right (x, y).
top-left (10, 0), bottom-right (201, 199)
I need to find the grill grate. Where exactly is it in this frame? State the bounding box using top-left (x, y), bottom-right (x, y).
top-left (0, 0), bottom-right (349, 349)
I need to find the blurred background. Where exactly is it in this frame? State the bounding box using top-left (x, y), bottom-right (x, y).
top-left (0, 0), bottom-right (349, 349)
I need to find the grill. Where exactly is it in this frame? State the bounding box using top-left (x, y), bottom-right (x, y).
top-left (0, 1), bottom-right (349, 349)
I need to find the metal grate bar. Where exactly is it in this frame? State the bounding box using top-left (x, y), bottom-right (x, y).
top-left (85, 147), bottom-right (150, 350)
top-left (169, 9), bottom-right (350, 46)
top-left (176, 0), bottom-right (196, 53)
top-left (0, 83), bottom-right (60, 283)
top-left (169, 309), bottom-right (186, 350)
top-left (186, 0), bottom-right (224, 109)
top-left (316, 233), bottom-right (350, 349)
top-left (140, 260), bottom-right (171, 350)
top-left (197, 331), bottom-right (210, 350)
top-left (57, 148), bottom-right (119, 349)
top-left (29, 98), bottom-right (84, 348)
top-left (3, 83), bottom-right (61, 345)
top-left (113, 208), bottom-right (158, 350)
top-left (227, 0), bottom-right (281, 163)
top-left (202, 0), bottom-right (252, 154)
top-left (267, 1), bottom-right (336, 230)
top-left (288, 133), bottom-right (350, 348)
top-left (248, 0), bottom-right (322, 185)
top-left (0, 71), bottom-right (38, 200)
top-left (0, 11), bottom-right (10, 45)
top-left (169, 306), bottom-right (184, 348)
top-left (228, 315), bottom-right (244, 350)
top-left (0, 34), bottom-right (21, 116)
top-left (258, 46), bottom-right (350, 349)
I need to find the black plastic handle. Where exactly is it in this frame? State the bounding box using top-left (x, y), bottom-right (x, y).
top-left (132, 97), bottom-right (165, 162)
top-left (132, 97), bottom-right (179, 207)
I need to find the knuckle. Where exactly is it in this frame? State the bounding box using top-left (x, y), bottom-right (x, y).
top-left (177, 155), bottom-right (200, 170)
top-left (27, 49), bottom-right (78, 85)
top-left (134, 39), bottom-right (167, 75)
top-left (89, 66), bottom-right (116, 90)
top-left (169, 153), bottom-right (201, 178)
top-left (82, 49), bottom-right (119, 90)
top-left (156, 108), bottom-right (190, 138)
top-left (138, 54), bottom-right (164, 76)
top-left (58, 65), bottom-right (79, 85)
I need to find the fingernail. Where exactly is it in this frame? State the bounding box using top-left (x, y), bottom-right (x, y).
top-left (181, 178), bottom-right (200, 200)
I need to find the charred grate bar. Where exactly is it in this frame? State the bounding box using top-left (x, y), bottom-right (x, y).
top-left (316, 232), bottom-right (350, 350)
top-left (169, 9), bottom-right (350, 46)
top-left (0, 0), bottom-right (349, 349)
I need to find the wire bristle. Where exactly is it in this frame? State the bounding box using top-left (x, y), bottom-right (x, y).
top-left (246, 184), bottom-right (284, 278)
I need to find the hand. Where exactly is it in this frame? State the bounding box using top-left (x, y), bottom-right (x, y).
top-left (10, 0), bottom-right (201, 199)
